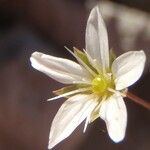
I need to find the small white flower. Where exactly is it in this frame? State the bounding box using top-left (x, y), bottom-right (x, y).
top-left (30, 6), bottom-right (146, 149)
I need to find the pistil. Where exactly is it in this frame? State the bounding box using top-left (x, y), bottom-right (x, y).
top-left (91, 74), bottom-right (114, 96)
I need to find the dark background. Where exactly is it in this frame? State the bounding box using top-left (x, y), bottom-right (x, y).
top-left (0, 0), bottom-right (150, 150)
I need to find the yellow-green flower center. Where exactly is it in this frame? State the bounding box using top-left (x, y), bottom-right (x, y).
top-left (92, 74), bottom-right (114, 96)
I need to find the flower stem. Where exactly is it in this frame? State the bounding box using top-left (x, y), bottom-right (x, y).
top-left (126, 91), bottom-right (150, 110)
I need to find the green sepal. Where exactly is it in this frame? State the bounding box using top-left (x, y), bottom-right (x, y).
top-left (73, 47), bottom-right (90, 66)
top-left (90, 109), bottom-right (100, 123)
top-left (90, 104), bottom-right (99, 122)
top-left (109, 48), bottom-right (117, 66)
top-left (53, 85), bottom-right (78, 96)
top-left (73, 47), bottom-right (98, 74)
top-left (53, 84), bottom-right (91, 98)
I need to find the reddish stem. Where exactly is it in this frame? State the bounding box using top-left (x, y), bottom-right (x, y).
top-left (126, 91), bottom-right (150, 110)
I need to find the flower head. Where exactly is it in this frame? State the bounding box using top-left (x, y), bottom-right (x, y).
top-left (30, 5), bottom-right (146, 149)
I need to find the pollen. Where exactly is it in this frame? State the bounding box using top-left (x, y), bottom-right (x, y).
top-left (91, 74), bottom-right (114, 96)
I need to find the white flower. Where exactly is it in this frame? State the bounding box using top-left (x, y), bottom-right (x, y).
top-left (30, 6), bottom-right (146, 149)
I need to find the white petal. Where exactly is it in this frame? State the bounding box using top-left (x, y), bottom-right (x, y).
top-left (85, 6), bottom-right (109, 72)
top-left (112, 50), bottom-right (146, 90)
top-left (48, 94), bottom-right (98, 149)
top-left (99, 93), bottom-right (127, 143)
top-left (30, 52), bottom-right (91, 84)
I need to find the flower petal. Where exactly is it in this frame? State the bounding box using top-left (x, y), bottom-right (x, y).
top-left (48, 94), bottom-right (98, 149)
top-left (85, 6), bottom-right (109, 72)
top-left (112, 50), bottom-right (146, 90)
top-left (99, 93), bottom-right (127, 143)
top-left (30, 52), bottom-right (91, 84)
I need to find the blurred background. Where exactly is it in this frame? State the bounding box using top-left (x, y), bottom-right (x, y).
top-left (0, 0), bottom-right (150, 150)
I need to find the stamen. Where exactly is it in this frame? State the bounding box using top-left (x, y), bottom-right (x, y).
top-left (107, 88), bottom-right (116, 93)
top-left (108, 88), bottom-right (127, 97)
top-left (83, 114), bottom-right (90, 133)
top-left (95, 95), bottom-right (106, 111)
top-left (48, 87), bottom-right (91, 101)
